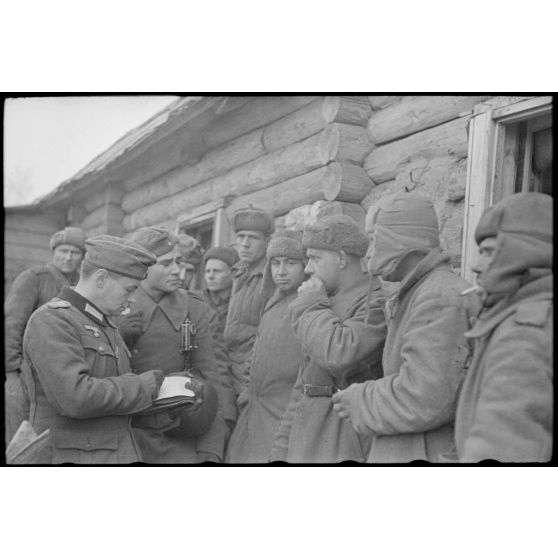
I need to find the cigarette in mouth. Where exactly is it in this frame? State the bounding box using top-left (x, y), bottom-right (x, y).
top-left (460, 285), bottom-right (481, 296)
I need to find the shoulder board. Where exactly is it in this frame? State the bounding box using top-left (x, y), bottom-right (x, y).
top-left (515, 299), bottom-right (552, 327)
top-left (47, 300), bottom-right (71, 309)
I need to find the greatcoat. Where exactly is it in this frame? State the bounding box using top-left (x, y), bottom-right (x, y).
top-left (21, 286), bottom-right (159, 464)
top-left (455, 274), bottom-right (553, 462)
top-left (270, 275), bottom-right (386, 463)
top-left (223, 258), bottom-right (266, 395)
top-left (227, 289), bottom-right (302, 463)
top-left (342, 249), bottom-right (480, 463)
top-left (197, 287), bottom-right (237, 428)
top-left (125, 286), bottom-right (228, 463)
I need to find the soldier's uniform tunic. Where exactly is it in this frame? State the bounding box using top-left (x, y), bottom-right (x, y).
top-left (126, 286), bottom-right (229, 463)
top-left (21, 286), bottom-right (159, 464)
top-left (5, 264), bottom-right (79, 444)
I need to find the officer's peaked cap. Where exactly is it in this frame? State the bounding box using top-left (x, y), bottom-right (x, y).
top-left (130, 226), bottom-right (178, 257)
top-left (85, 235), bottom-right (157, 280)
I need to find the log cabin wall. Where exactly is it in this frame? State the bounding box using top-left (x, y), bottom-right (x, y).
top-left (112, 96), bottom-right (376, 244)
top-left (4, 207), bottom-right (66, 295)
top-left (361, 95), bottom-right (493, 268)
top-left (44, 96), bottom-right (501, 275)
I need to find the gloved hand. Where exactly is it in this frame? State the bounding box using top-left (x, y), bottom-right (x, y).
top-left (118, 310), bottom-right (143, 345)
top-left (142, 369), bottom-right (165, 397)
top-left (197, 451), bottom-right (221, 464)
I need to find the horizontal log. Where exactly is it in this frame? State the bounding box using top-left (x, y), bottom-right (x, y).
top-left (5, 212), bottom-right (63, 235)
top-left (262, 98), bottom-right (334, 152)
top-left (5, 244), bottom-right (52, 263)
top-left (261, 96), bottom-right (372, 153)
top-left (202, 96), bottom-right (318, 148)
top-left (123, 101), bottom-right (373, 215)
top-left (364, 115), bottom-right (472, 184)
top-left (85, 223), bottom-right (108, 237)
top-left (80, 183), bottom-right (124, 212)
top-left (368, 96), bottom-right (403, 110)
top-left (323, 162), bottom-right (375, 202)
top-left (367, 96), bottom-right (490, 144)
top-left (79, 205), bottom-right (107, 230)
top-left (79, 204), bottom-right (123, 231)
top-left (120, 125), bottom-right (208, 193)
top-left (121, 128), bottom-right (265, 213)
top-left (123, 127), bottom-right (341, 230)
top-left (4, 230), bottom-right (52, 251)
top-left (226, 166), bottom-right (332, 217)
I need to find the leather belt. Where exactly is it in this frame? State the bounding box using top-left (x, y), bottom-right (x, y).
top-left (303, 384), bottom-right (337, 397)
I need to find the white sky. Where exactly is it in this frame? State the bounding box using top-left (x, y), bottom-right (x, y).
top-left (3, 95), bottom-right (179, 207)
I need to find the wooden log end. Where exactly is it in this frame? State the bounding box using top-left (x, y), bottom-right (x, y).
top-left (323, 162), bottom-right (374, 203)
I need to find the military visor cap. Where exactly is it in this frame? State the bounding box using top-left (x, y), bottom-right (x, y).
top-left (85, 235), bottom-right (157, 280)
top-left (130, 226), bottom-right (178, 257)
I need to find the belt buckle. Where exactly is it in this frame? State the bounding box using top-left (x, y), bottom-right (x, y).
top-left (303, 384), bottom-right (309, 396)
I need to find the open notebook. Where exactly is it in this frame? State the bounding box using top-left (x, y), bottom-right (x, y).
top-left (136, 375), bottom-right (198, 416)
top-left (155, 376), bottom-right (196, 404)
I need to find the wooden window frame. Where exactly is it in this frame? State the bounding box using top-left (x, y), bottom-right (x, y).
top-left (175, 196), bottom-right (233, 248)
top-left (461, 96), bottom-right (553, 284)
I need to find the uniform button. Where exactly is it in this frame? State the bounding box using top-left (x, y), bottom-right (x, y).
top-left (99, 346), bottom-right (104, 353)
top-left (133, 349), bottom-right (138, 354)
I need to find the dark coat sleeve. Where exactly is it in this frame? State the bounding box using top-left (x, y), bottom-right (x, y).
top-left (289, 291), bottom-right (386, 377)
top-left (5, 270), bottom-right (42, 373)
top-left (189, 300), bottom-right (228, 459)
top-left (23, 310), bottom-right (158, 418)
top-left (346, 289), bottom-right (473, 436)
top-left (461, 311), bottom-right (553, 462)
top-left (207, 304), bottom-right (238, 426)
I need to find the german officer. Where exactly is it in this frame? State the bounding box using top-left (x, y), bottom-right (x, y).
top-left (120, 226), bottom-right (229, 463)
top-left (5, 226), bottom-right (87, 445)
top-left (20, 235), bottom-right (164, 464)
